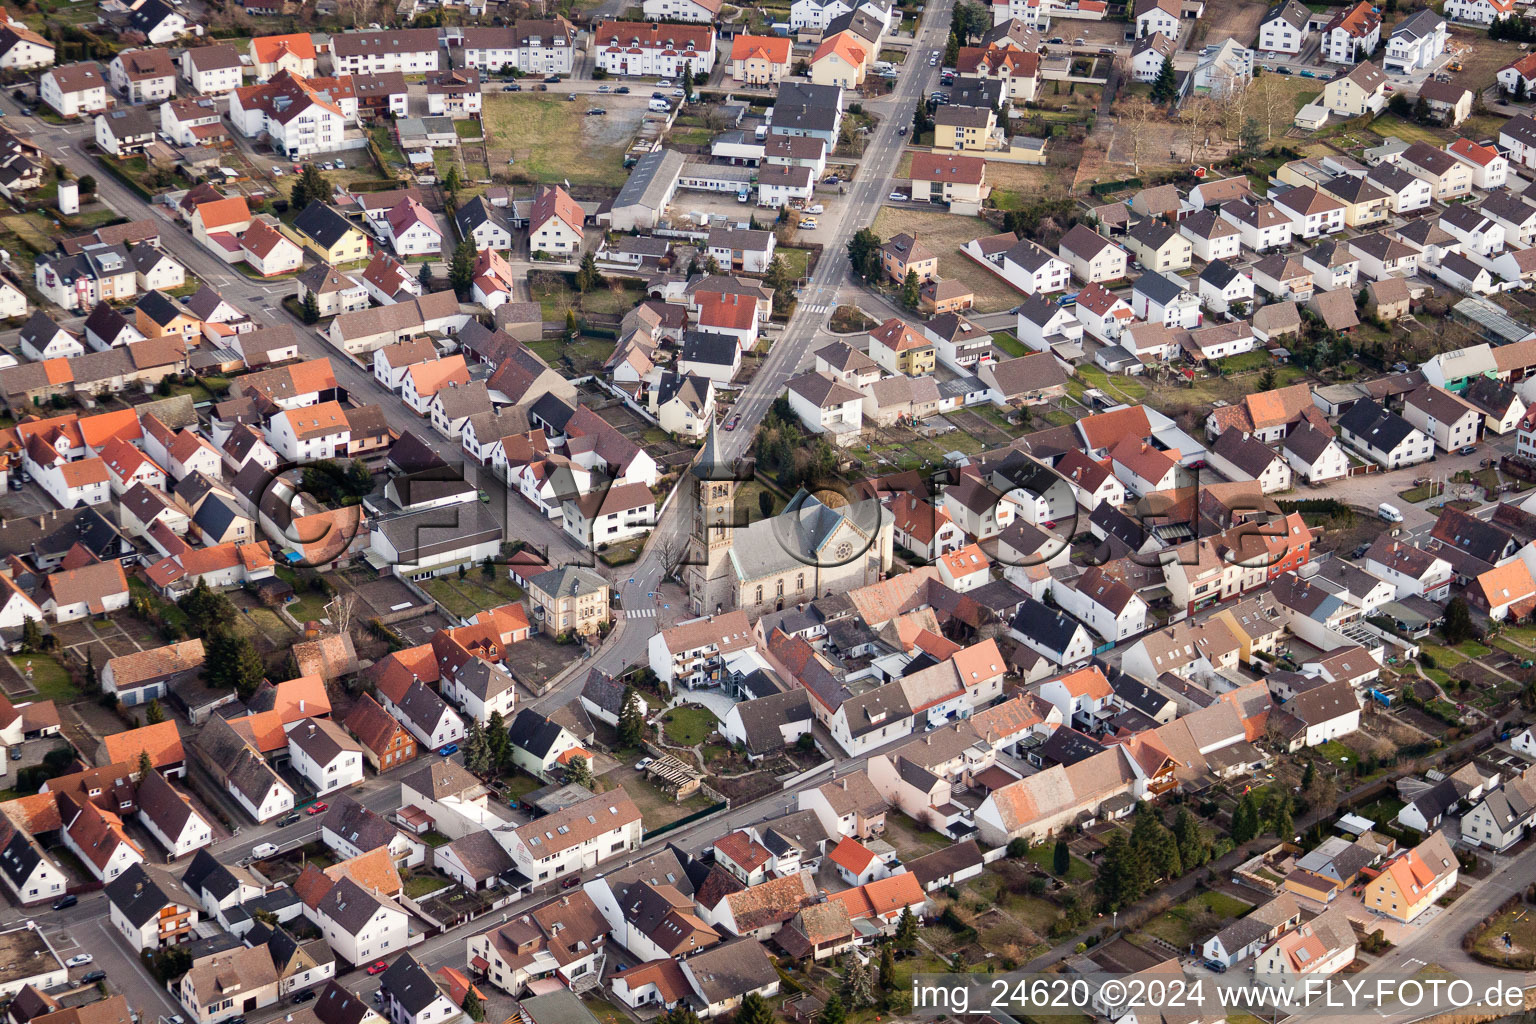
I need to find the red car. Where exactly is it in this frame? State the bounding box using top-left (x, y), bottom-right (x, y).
top-left (724, 414), bottom-right (741, 431)
top-left (366, 961), bottom-right (389, 976)
top-left (306, 802), bottom-right (328, 815)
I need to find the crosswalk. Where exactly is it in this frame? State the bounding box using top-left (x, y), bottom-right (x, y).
top-left (624, 607), bottom-right (658, 619)
top-left (800, 303), bottom-right (834, 315)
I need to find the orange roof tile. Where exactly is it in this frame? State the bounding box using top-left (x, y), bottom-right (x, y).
top-left (100, 720), bottom-right (184, 770)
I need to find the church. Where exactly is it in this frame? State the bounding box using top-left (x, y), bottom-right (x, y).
top-left (686, 422), bottom-right (894, 618)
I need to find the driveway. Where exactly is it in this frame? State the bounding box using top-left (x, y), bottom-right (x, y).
top-left (1300, 434), bottom-right (1519, 531)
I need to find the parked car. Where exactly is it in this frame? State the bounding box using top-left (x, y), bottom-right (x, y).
top-left (65, 955), bottom-right (92, 968)
top-left (1099, 46), bottom-right (1116, 54)
top-left (888, 191), bottom-right (907, 200)
top-left (53, 895), bottom-right (77, 910)
top-left (616, 86), bottom-right (630, 93)
top-left (657, 78), bottom-right (673, 87)
top-left (366, 962), bottom-right (389, 976)
top-left (585, 108), bottom-right (607, 115)
top-left (81, 972), bottom-right (106, 985)
top-left (292, 992), bottom-right (316, 1005)
top-left (439, 743), bottom-right (459, 756)
top-left (597, 84), bottom-right (610, 92)
top-left (8, 745), bottom-right (18, 760)
top-left (306, 802), bottom-right (327, 815)
top-left (544, 75), bottom-right (561, 83)
top-left (505, 83), bottom-right (521, 90)
top-left (636, 757), bottom-right (654, 771)
top-left (277, 812), bottom-right (301, 827)
top-left (800, 218), bottom-right (818, 229)
top-left (1459, 445), bottom-right (1478, 456)
top-left (560, 875), bottom-right (582, 889)
top-left (725, 414), bottom-right (741, 431)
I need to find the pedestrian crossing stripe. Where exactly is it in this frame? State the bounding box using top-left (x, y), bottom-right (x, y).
top-left (625, 608), bottom-right (657, 618)
top-left (801, 303), bottom-right (832, 314)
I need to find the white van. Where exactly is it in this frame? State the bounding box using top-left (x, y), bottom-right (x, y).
top-left (252, 842), bottom-right (280, 858)
top-left (1377, 503), bottom-right (1403, 523)
top-left (649, 97), bottom-right (670, 112)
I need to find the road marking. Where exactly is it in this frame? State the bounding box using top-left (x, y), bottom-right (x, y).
top-left (624, 608), bottom-right (656, 618)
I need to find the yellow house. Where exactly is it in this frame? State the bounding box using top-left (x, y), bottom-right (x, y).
top-left (729, 34), bottom-right (791, 86)
top-left (527, 564), bottom-right (612, 637)
top-left (879, 232), bottom-right (938, 283)
top-left (868, 316), bottom-right (936, 376)
top-left (290, 201), bottom-right (371, 265)
top-left (1320, 60), bottom-right (1386, 118)
top-left (1363, 832), bottom-right (1457, 923)
top-left (933, 104), bottom-right (997, 152)
top-left (1317, 174), bottom-right (1390, 228)
top-left (809, 31), bottom-right (866, 88)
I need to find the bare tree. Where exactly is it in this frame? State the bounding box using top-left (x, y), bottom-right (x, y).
top-left (1256, 72), bottom-right (1286, 140)
top-left (1220, 79), bottom-right (1249, 142)
top-left (1178, 95), bottom-right (1218, 163)
top-left (1114, 96), bottom-right (1158, 174)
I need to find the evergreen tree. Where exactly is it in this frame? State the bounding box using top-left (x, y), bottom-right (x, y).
top-left (1302, 760), bottom-right (1316, 792)
top-left (705, 255), bottom-right (722, 275)
top-left (1518, 76), bottom-right (1528, 101)
top-left (347, 459), bottom-right (373, 496)
top-left (443, 163), bottom-right (461, 196)
top-left (878, 945), bottom-right (896, 991)
top-left (1257, 367), bottom-right (1277, 391)
top-left (1151, 57), bottom-right (1177, 104)
top-left (463, 720), bottom-right (493, 775)
top-left (144, 698), bottom-right (165, 725)
top-left (895, 906), bottom-right (918, 950)
top-left (1272, 796), bottom-right (1294, 840)
top-left (617, 687), bottom-right (645, 747)
top-left (462, 991), bottom-right (485, 1023)
top-left (764, 254), bottom-right (794, 314)
top-left (290, 164), bottom-right (328, 209)
top-left (841, 952), bottom-right (875, 1009)
top-left (486, 710), bottom-right (512, 771)
top-left (1096, 831), bottom-right (1136, 911)
top-left (565, 309), bottom-right (579, 338)
top-left (901, 269), bottom-right (921, 308)
top-left (1232, 791), bottom-right (1260, 843)
top-left (735, 993), bottom-right (772, 1024)
top-left (1443, 597), bottom-right (1475, 644)
top-left (1172, 807), bottom-right (1207, 869)
top-left (1052, 838), bottom-right (1071, 876)
top-left (419, 262), bottom-right (434, 290)
top-left (847, 228), bottom-right (882, 280)
top-left (19, 618), bottom-right (42, 654)
top-left (758, 490), bottom-right (774, 518)
top-left (943, 31), bottom-right (959, 66)
top-left (137, 750), bottom-right (154, 779)
top-left (1239, 117), bottom-right (1263, 158)
top-left (662, 1008), bottom-right (701, 1024)
top-left (820, 994), bottom-right (846, 1024)
top-left (565, 754), bottom-right (595, 789)
top-left (301, 291), bottom-right (321, 324)
top-left (577, 251), bottom-right (602, 293)
top-left (78, 174), bottom-right (96, 195)
top-left (180, 579), bottom-right (235, 635)
top-left (449, 237), bottom-right (477, 294)
top-left (85, 649), bottom-right (96, 692)
top-left (203, 630), bottom-right (266, 700)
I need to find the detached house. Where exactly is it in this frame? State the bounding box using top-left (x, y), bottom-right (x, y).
top-left (1058, 224), bottom-right (1127, 285)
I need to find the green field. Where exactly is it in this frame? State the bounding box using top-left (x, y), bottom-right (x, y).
top-left (481, 95), bottom-right (634, 188)
top-left (662, 705), bottom-right (717, 746)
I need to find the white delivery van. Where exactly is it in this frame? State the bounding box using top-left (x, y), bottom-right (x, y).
top-left (649, 98), bottom-right (670, 112)
top-left (1377, 503), bottom-right (1403, 523)
top-left (252, 842), bottom-right (280, 858)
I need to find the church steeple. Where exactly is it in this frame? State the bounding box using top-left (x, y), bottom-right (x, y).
top-left (692, 417), bottom-right (729, 481)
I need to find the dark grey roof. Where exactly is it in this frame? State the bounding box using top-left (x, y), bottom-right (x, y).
top-left (1010, 595), bottom-right (1086, 653)
top-left (387, 431), bottom-right (448, 475)
top-left (106, 862), bottom-right (196, 927)
top-left (293, 201), bottom-right (358, 250)
top-left (1036, 726), bottom-right (1105, 766)
top-left (1338, 399), bottom-right (1416, 453)
top-left (680, 330), bottom-right (739, 366)
top-left (317, 875), bottom-right (395, 934)
top-left (378, 953), bottom-right (444, 1015)
top-left (1199, 258), bottom-right (1244, 289)
top-left (454, 195), bottom-right (511, 239)
top-left (734, 689), bottom-right (812, 755)
top-left (508, 707), bottom-right (571, 759)
top-left (181, 847), bottom-right (246, 903)
top-left (681, 937), bottom-right (780, 1003)
top-left (18, 310), bottom-right (67, 352)
top-left (192, 494), bottom-right (243, 540)
top-left (0, 829), bottom-right (42, 888)
top-left (129, 0), bottom-right (178, 32)
top-left (373, 502), bottom-right (502, 563)
top-left (906, 839), bottom-right (984, 889)
top-left (1134, 269), bottom-right (1189, 305)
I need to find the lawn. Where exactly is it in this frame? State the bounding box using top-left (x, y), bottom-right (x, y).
top-left (776, 246), bottom-right (812, 282)
top-left (481, 94), bottom-right (635, 188)
top-left (420, 573), bottom-right (523, 618)
top-left (991, 330), bottom-right (1027, 357)
top-left (662, 705), bottom-right (717, 746)
top-left (1471, 904), bottom-right (1536, 963)
top-left (612, 774), bottom-right (717, 832)
top-left (529, 336), bottom-right (619, 377)
top-left (1076, 363), bottom-right (1147, 403)
top-left (1314, 739), bottom-right (1360, 772)
top-left (7, 654), bottom-right (77, 704)
top-left (531, 276), bottom-right (647, 319)
top-left (1018, 842), bottom-right (1094, 882)
top-left (870, 207), bottom-right (1015, 312)
top-left (370, 124), bottom-right (407, 169)
top-left (1217, 350), bottom-right (1276, 373)
top-left (1139, 891), bottom-right (1252, 949)
top-left (1367, 114), bottom-right (1451, 148)
top-left (403, 874), bottom-right (451, 898)
top-left (273, 569), bottom-right (333, 623)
